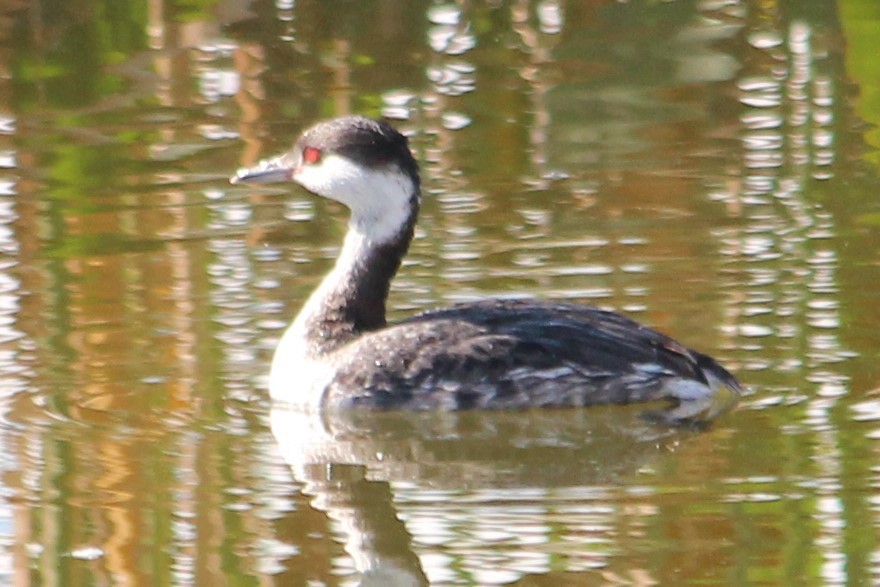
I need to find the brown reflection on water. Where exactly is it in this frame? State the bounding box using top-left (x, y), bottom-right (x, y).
top-left (0, 0), bottom-right (879, 586)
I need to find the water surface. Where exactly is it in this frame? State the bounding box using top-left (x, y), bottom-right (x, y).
top-left (1, 0), bottom-right (880, 585)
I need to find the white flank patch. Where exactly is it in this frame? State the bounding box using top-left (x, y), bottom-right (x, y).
top-left (662, 378), bottom-right (712, 401)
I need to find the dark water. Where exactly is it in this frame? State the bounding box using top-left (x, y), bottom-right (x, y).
top-left (2, 0), bottom-right (880, 585)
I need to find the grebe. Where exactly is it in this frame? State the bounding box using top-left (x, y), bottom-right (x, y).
top-left (231, 116), bottom-right (741, 417)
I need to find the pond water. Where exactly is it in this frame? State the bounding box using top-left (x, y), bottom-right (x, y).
top-left (1, 0), bottom-right (880, 585)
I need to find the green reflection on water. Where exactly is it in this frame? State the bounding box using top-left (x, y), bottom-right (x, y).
top-left (10, 0), bottom-right (147, 109)
top-left (839, 0), bottom-right (880, 165)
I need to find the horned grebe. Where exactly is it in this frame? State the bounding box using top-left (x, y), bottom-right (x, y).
top-left (231, 116), bottom-right (741, 418)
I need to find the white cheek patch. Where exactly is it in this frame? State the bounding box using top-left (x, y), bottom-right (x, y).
top-left (294, 153), bottom-right (361, 201)
top-left (294, 153), bottom-right (415, 243)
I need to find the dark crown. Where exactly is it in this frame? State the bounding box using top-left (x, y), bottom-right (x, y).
top-left (297, 116), bottom-right (420, 189)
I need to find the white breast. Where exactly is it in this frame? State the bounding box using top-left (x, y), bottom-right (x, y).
top-left (268, 323), bottom-right (335, 408)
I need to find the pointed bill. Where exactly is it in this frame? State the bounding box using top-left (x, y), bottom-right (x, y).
top-left (229, 154), bottom-right (296, 185)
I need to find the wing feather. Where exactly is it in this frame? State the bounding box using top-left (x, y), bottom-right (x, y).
top-left (324, 299), bottom-right (739, 410)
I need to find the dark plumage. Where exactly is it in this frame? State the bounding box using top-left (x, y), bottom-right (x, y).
top-left (323, 299), bottom-right (739, 412)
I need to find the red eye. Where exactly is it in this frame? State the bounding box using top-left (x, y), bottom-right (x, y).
top-left (303, 146), bottom-right (322, 164)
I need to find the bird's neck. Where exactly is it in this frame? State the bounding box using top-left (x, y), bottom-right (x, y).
top-left (292, 195), bottom-right (418, 357)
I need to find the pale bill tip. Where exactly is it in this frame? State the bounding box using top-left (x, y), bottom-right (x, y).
top-left (229, 156), bottom-right (293, 185)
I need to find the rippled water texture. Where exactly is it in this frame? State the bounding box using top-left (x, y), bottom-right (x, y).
top-left (1, 1), bottom-right (880, 585)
